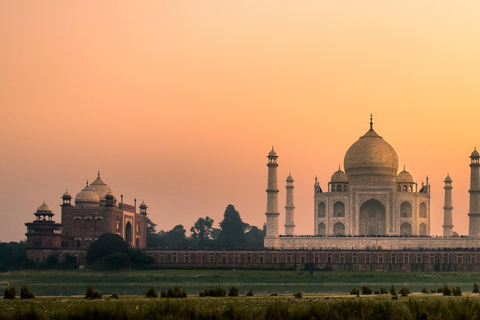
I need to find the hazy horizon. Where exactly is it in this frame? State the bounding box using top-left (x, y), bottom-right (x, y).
top-left (2, 1), bottom-right (480, 242)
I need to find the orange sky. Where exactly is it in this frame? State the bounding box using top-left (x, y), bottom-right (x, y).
top-left (1, 1), bottom-right (480, 242)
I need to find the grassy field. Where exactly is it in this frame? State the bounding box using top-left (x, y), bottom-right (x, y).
top-left (2, 269), bottom-right (480, 296)
top-left (2, 294), bottom-right (480, 320)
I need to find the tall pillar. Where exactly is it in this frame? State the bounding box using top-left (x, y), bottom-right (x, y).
top-left (468, 148), bottom-right (480, 238)
top-left (265, 147), bottom-right (279, 238)
top-left (284, 173), bottom-right (295, 235)
top-left (442, 174), bottom-right (453, 237)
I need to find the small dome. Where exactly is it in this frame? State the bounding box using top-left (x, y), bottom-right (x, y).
top-left (268, 147), bottom-right (277, 158)
top-left (396, 167), bottom-right (414, 183)
top-left (62, 189), bottom-right (71, 198)
top-left (331, 168), bottom-right (348, 183)
top-left (471, 148), bottom-right (479, 158)
top-left (286, 173), bottom-right (294, 181)
top-left (75, 183), bottom-right (100, 205)
top-left (89, 172), bottom-right (114, 200)
top-left (445, 174), bottom-right (453, 183)
top-left (36, 202), bottom-right (52, 213)
top-left (140, 200), bottom-right (147, 207)
top-left (105, 190), bottom-right (115, 198)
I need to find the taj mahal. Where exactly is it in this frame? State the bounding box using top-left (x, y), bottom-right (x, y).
top-left (264, 116), bottom-right (480, 250)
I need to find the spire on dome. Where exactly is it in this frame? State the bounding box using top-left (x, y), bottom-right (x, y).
top-left (370, 114), bottom-right (373, 129)
top-left (98, 171), bottom-right (101, 178)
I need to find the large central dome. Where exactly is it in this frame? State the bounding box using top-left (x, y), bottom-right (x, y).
top-left (344, 128), bottom-right (398, 183)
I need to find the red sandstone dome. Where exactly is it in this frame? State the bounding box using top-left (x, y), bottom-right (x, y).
top-left (344, 128), bottom-right (398, 183)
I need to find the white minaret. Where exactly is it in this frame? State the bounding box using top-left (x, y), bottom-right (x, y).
top-left (469, 148), bottom-right (480, 238)
top-left (442, 173), bottom-right (453, 237)
top-left (265, 147), bottom-right (279, 238)
top-left (284, 173), bottom-right (295, 235)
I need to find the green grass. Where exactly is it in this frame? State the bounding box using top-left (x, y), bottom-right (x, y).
top-left (2, 269), bottom-right (480, 296)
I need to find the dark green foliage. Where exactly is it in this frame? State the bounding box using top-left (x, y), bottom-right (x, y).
top-left (244, 225), bottom-right (266, 249)
top-left (374, 289), bottom-right (380, 294)
top-left (149, 225), bottom-right (188, 248)
top-left (422, 288), bottom-right (428, 293)
top-left (85, 286), bottom-right (101, 299)
top-left (350, 288), bottom-right (359, 295)
top-left (361, 285), bottom-right (373, 295)
top-left (86, 233), bottom-right (129, 264)
top-left (453, 286), bottom-right (462, 296)
top-left (199, 286), bottom-right (226, 297)
top-left (128, 249), bottom-right (154, 267)
top-left (218, 204), bottom-right (249, 248)
top-left (190, 216), bottom-right (215, 247)
top-left (110, 293), bottom-right (119, 299)
top-left (430, 289), bottom-right (436, 293)
top-left (443, 285), bottom-right (452, 296)
top-left (146, 217), bottom-right (157, 234)
top-left (294, 291), bottom-right (303, 298)
top-left (390, 284), bottom-right (397, 295)
top-left (379, 287), bottom-right (388, 294)
top-left (20, 286), bottom-right (34, 299)
top-left (246, 288), bottom-right (254, 296)
top-left (160, 289), bottom-right (166, 298)
top-left (473, 282), bottom-right (479, 293)
top-left (228, 286), bottom-right (239, 297)
top-left (399, 287), bottom-right (410, 296)
top-left (104, 252), bottom-right (131, 269)
top-left (45, 254), bottom-right (59, 267)
top-left (4, 286), bottom-right (15, 299)
top-left (0, 241), bottom-right (27, 271)
top-left (62, 254), bottom-right (78, 269)
top-left (270, 292), bottom-right (278, 296)
top-left (165, 287), bottom-right (187, 298)
top-left (146, 287), bottom-right (158, 298)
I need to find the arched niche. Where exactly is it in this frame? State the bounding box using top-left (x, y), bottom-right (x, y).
top-left (359, 199), bottom-right (386, 235)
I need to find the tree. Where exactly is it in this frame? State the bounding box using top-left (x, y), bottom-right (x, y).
top-left (86, 233), bottom-right (129, 264)
top-left (167, 225), bottom-right (187, 247)
top-left (218, 204), bottom-right (249, 248)
top-left (146, 217), bottom-right (157, 234)
top-left (245, 225), bottom-right (266, 248)
top-left (104, 253), bottom-right (131, 269)
top-left (190, 217), bottom-right (215, 247)
top-left (129, 249), bottom-right (155, 267)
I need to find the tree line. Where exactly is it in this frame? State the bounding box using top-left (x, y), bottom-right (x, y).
top-left (146, 204), bottom-right (265, 249)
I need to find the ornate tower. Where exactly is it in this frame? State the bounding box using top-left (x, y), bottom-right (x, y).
top-left (284, 173), bottom-right (295, 235)
top-left (443, 174), bottom-right (453, 237)
top-left (469, 148), bottom-right (480, 238)
top-left (265, 147), bottom-right (279, 238)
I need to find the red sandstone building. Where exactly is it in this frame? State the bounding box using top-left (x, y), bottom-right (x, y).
top-left (25, 173), bottom-right (148, 262)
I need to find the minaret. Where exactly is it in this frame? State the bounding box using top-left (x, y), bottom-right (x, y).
top-left (469, 148), bottom-right (480, 238)
top-left (284, 173), bottom-right (295, 235)
top-left (443, 174), bottom-right (453, 237)
top-left (265, 147), bottom-right (280, 238)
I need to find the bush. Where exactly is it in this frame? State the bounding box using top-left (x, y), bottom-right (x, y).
top-left (380, 287), bottom-right (388, 294)
top-left (104, 253), bottom-right (131, 269)
top-left (453, 287), bottom-right (462, 296)
top-left (246, 288), bottom-right (254, 296)
top-left (20, 286), bottom-right (34, 299)
top-left (443, 285), bottom-right (452, 296)
top-left (160, 289), bottom-right (166, 298)
top-left (422, 288), bottom-right (428, 293)
top-left (146, 287), bottom-right (158, 298)
top-left (270, 292), bottom-right (278, 296)
top-left (294, 291), bottom-right (303, 298)
top-left (110, 293), bottom-right (119, 299)
top-left (350, 288), bottom-right (360, 295)
top-left (228, 286), bottom-right (239, 297)
top-left (473, 282), bottom-right (479, 293)
top-left (390, 284), bottom-right (397, 296)
top-left (374, 289), bottom-right (380, 294)
top-left (199, 286), bottom-right (226, 297)
top-left (166, 287), bottom-right (187, 298)
top-left (430, 289), bottom-right (436, 293)
top-left (85, 286), bottom-right (102, 299)
top-left (4, 287), bottom-right (15, 299)
top-left (361, 286), bottom-right (372, 295)
top-left (398, 287), bottom-right (410, 297)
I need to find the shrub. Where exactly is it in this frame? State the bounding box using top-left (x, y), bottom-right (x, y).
top-left (473, 282), bottom-right (479, 293)
top-left (160, 289), bottom-right (166, 298)
top-left (350, 288), bottom-right (359, 295)
top-left (430, 289), bottom-right (436, 293)
top-left (246, 288), bottom-right (254, 296)
top-left (270, 292), bottom-right (278, 296)
top-left (110, 293), bottom-right (119, 299)
top-left (361, 286), bottom-right (372, 295)
top-left (453, 287), bottom-right (462, 296)
top-left (374, 289), bottom-right (380, 294)
top-left (390, 284), bottom-right (397, 296)
top-left (20, 286), bottom-right (34, 299)
top-left (443, 285), bottom-right (452, 296)
top-left (4, 287), bottom-right (15, 299)
top-left (85, 286), bottom-right (102, 299)
top-left (228, 286), bottom-right (239, 297)
top-left (166, 287), bottom-right (187, 298)
top-left (146, 287), bottom-right (158, 298)
top-left (421, 288), bottom-right (428, 294)
top-left (104, 253), bottom-right (131, 269)
top-left (398, 287), bottom-right (410, 297)
top-left (294, 291), bottom-right (303, 298)
top-left (380, 287), bottom-right (388, 294)
top-left (199, 286), bottom-right (226, 297)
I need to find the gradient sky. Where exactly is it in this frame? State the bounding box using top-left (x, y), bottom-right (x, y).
top-left (1, 1), bottom-right (480, 242)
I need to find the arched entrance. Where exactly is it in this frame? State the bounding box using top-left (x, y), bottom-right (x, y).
top-left (400, 222), bottom-right (412, 236)
top-left (317, 222), bottom-right (326, 236)
top-left (125, 221), bottom-right (132, 245)
top-left (359, 199), bottom-right (386, 235)
top-left (333, 222), bottom-right (345, 235)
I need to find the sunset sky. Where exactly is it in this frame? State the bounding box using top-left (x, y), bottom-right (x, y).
top-left (1, 1), bottom-right (480, 242)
